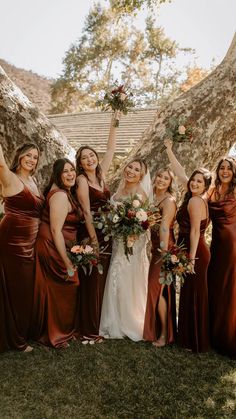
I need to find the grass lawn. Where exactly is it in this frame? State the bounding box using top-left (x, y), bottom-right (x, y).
top-left (0, 340), bottom-right (235, 419)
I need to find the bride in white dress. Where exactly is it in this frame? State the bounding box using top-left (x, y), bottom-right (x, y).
top-left (99, 159), bottom-right (151, 341)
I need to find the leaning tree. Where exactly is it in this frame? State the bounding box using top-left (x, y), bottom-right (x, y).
top-left (0, 66), bottom-right (74, 188)
top-left (111, 33), bottom-right (236, 188)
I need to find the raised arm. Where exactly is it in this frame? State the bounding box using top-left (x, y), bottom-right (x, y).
top-left (0, 144), bottom-right (16, 191)
top-left (100, 111), bottom-right (120, 177)
top-left (159, 198), bottom-right (176, 251)
top-left (76, 176), bottom-right (99, 252)
top-left (49, 191), bottom-right (75, 273)
top-left (164, 139), bottom-right (188, 189)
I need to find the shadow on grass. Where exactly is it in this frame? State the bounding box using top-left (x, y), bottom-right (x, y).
top-left (0, 340), bottom-right (235, 418)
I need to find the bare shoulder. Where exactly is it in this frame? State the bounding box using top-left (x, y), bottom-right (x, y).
top-left (49, 189), bottom-right (68, 205)
top-left (188, 195), bottom-right (205, 209)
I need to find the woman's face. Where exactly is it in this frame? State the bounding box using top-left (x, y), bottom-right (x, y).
top-left (218, 160), bottom-right (233, 185)
top-left (79, 148), bottom-right (98, 172)
top-left (154, 171), bottom-right (171, 193)
top-left (61, 163), bottom-right (76, 189)
top-left (123, 161), bottom-right (142, 184)
top-left (19, 148), bottom-right (39, 173)
top-left (189, 173), bottom-right (206, 196)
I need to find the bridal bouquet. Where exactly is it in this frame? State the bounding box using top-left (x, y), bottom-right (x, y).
top-left (94, 195), bottom-right (161, 260)
top-left (161, 116), bottom-right (194, 152)
top-left (96, 83), bottom-right (135, 127)
top-left (158, 243), bottom-right (193, 287)
top-left (68, 244), bottom-right (103, 275)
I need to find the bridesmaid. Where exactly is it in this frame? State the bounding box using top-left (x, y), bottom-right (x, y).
top-left (32, 158), bottom-right (80, 348)
top-left (75, 112), bottom-right (119, 342)
top-left (165, 139), bottom-right (212, 352)
top-left (143, 168), bottom-right (177, 347)
top-left (0, 143), bottom-right (44, 353)
top-left (208, 157), bottom-right (236, 359)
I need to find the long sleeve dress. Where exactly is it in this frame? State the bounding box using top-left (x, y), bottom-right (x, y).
top-left (0, 185), bottom-right (44, 352)
top-left (208, 193), bottom-right (236, 359)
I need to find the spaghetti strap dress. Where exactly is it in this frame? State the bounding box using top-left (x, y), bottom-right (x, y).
top-left (176, 197), bottom-right (210, 352)
top-left (77, 184), bottom-right (112, 339)
top-left (208, 192), bottom-right (236, 359)
top-left (143, 197), bottom-right (177, 343)
top-left (31, 189), bottom-right (80, 348)
top-left (0, 185), bottom-right (44, 352)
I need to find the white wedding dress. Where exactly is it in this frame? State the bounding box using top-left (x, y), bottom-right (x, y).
top-left (99, 197), bottom-right (149, 341)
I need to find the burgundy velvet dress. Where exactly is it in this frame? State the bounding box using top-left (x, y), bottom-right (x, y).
top-left (0, 186), bottom-right (44, 352)
top-left (78, 185), bottom-right (112, 339)
top-left (31, 189), bottom-right (80, 348)
top-left (208, 194), bottom-right (236, 359)
top-left (143, 198), bottom-right (177, 344)
top-left (177, 198), bottom-right (210, 352)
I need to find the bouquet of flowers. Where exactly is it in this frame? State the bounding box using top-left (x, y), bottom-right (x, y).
top-left (161, 116), bottom-right (193, 152)
top-left (94, 194), bottom-right (161, 260)
top-left (68, 244), bottom-right (103, 275)
top-left (158, 242), bottom-right (193, 287)
top-left (96, 83), bottom-right (135, 127)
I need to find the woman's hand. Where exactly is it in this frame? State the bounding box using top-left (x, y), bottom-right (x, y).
top-left (163, 138), bottom-right (173, 150)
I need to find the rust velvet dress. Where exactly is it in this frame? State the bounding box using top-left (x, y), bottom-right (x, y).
top-left (208, 194), bottom-right (236, 359)
top-left (143, 199), bottom-right (177, 344)
top-left (78, 184), bottom-right (112, 339)
top-left (177, 199), bottom-right (210, 352)
top-left (0, 185), bottom-right (44, 352)
top-left (31, 189), bottom-right (80, 348)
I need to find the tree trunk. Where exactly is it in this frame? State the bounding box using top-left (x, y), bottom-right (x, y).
top-left (111, 33), bottom-right (236, 188)
top-left (0, 66), bottom-right (74, 188)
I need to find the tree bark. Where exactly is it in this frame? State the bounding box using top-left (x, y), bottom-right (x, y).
top-left (0, 66), bottom-right (74, 188)
top-left (111, 33), bottom-right (236, 188)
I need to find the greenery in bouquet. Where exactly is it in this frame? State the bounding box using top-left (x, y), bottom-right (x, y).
top-left (158, 242), bottom-right (193, 287)
top-left (161, 116), bottom-right (194, 152)
top-left (94, 194), bottom-right (161, 260)
top-left (68, 244), bottom-right (103, 275)
top-left (96, 83), bottom-right (135, 126)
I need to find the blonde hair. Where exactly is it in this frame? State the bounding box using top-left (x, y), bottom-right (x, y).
top-left (10, 143), bottom-right (40, 174)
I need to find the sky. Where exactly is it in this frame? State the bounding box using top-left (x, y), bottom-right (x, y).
top-left (0, 0), bottom-right (235, 79)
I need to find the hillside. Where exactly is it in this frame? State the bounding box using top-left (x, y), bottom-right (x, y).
top-left (0, 58), bottom-right (52, 114)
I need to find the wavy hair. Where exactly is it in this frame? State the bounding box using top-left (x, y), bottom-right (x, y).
top-left (182, 168), bottom-right (212, 205)
top-left (10, 142), bottom-right (40, 174)
top-left (153, 167), bottom-right (175, 196)
top-left (44, 158), bottom-right (76, 199)
top-left (75, 146), bottom-right (103, 186)
top-left (214, 157), bottom-right (236, 200)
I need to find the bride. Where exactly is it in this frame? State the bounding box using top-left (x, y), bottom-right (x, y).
top-left (99, 159), bottom-right (151, 341)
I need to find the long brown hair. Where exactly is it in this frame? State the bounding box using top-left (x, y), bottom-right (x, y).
top-left (10, 143), bottom-right (40, 174)
top-left (214, 157), bottom-right (236, 200)
top-left (182, 168), bottom-right (212, 205)
top-left (75, 146), bottom-right (103, 186)
top-left (44, 158), bottom-right (76, 201)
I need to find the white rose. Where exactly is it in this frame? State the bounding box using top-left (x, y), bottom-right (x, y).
top-left (113, 214), bottom-right (119, 223)
top-left (171, 254), bottom-right (179, 264)
top-left (178, 125), bottom-right (186, 135)
top-left (136, 209), bottom-right (148, 222)
top-left (132, 199), bottom-right (141, 208)
top-left (84, 245), bottom-right (93, 254)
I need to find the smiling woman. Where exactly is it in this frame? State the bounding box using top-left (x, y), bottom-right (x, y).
top-left (164, 138), bottom-right (212, 352)
top-left (31, 158), bottom-right (81, 348)
top-left (0, 143), bottom-right (44, 353)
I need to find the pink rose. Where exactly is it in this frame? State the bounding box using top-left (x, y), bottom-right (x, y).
top-left (171, 254), bottom-right (179, 264)
top-left (178, 125), bottom-right (186, 135)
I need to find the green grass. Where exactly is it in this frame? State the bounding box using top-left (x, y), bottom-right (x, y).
top-left (0, 340), bottom-right (235, 419)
